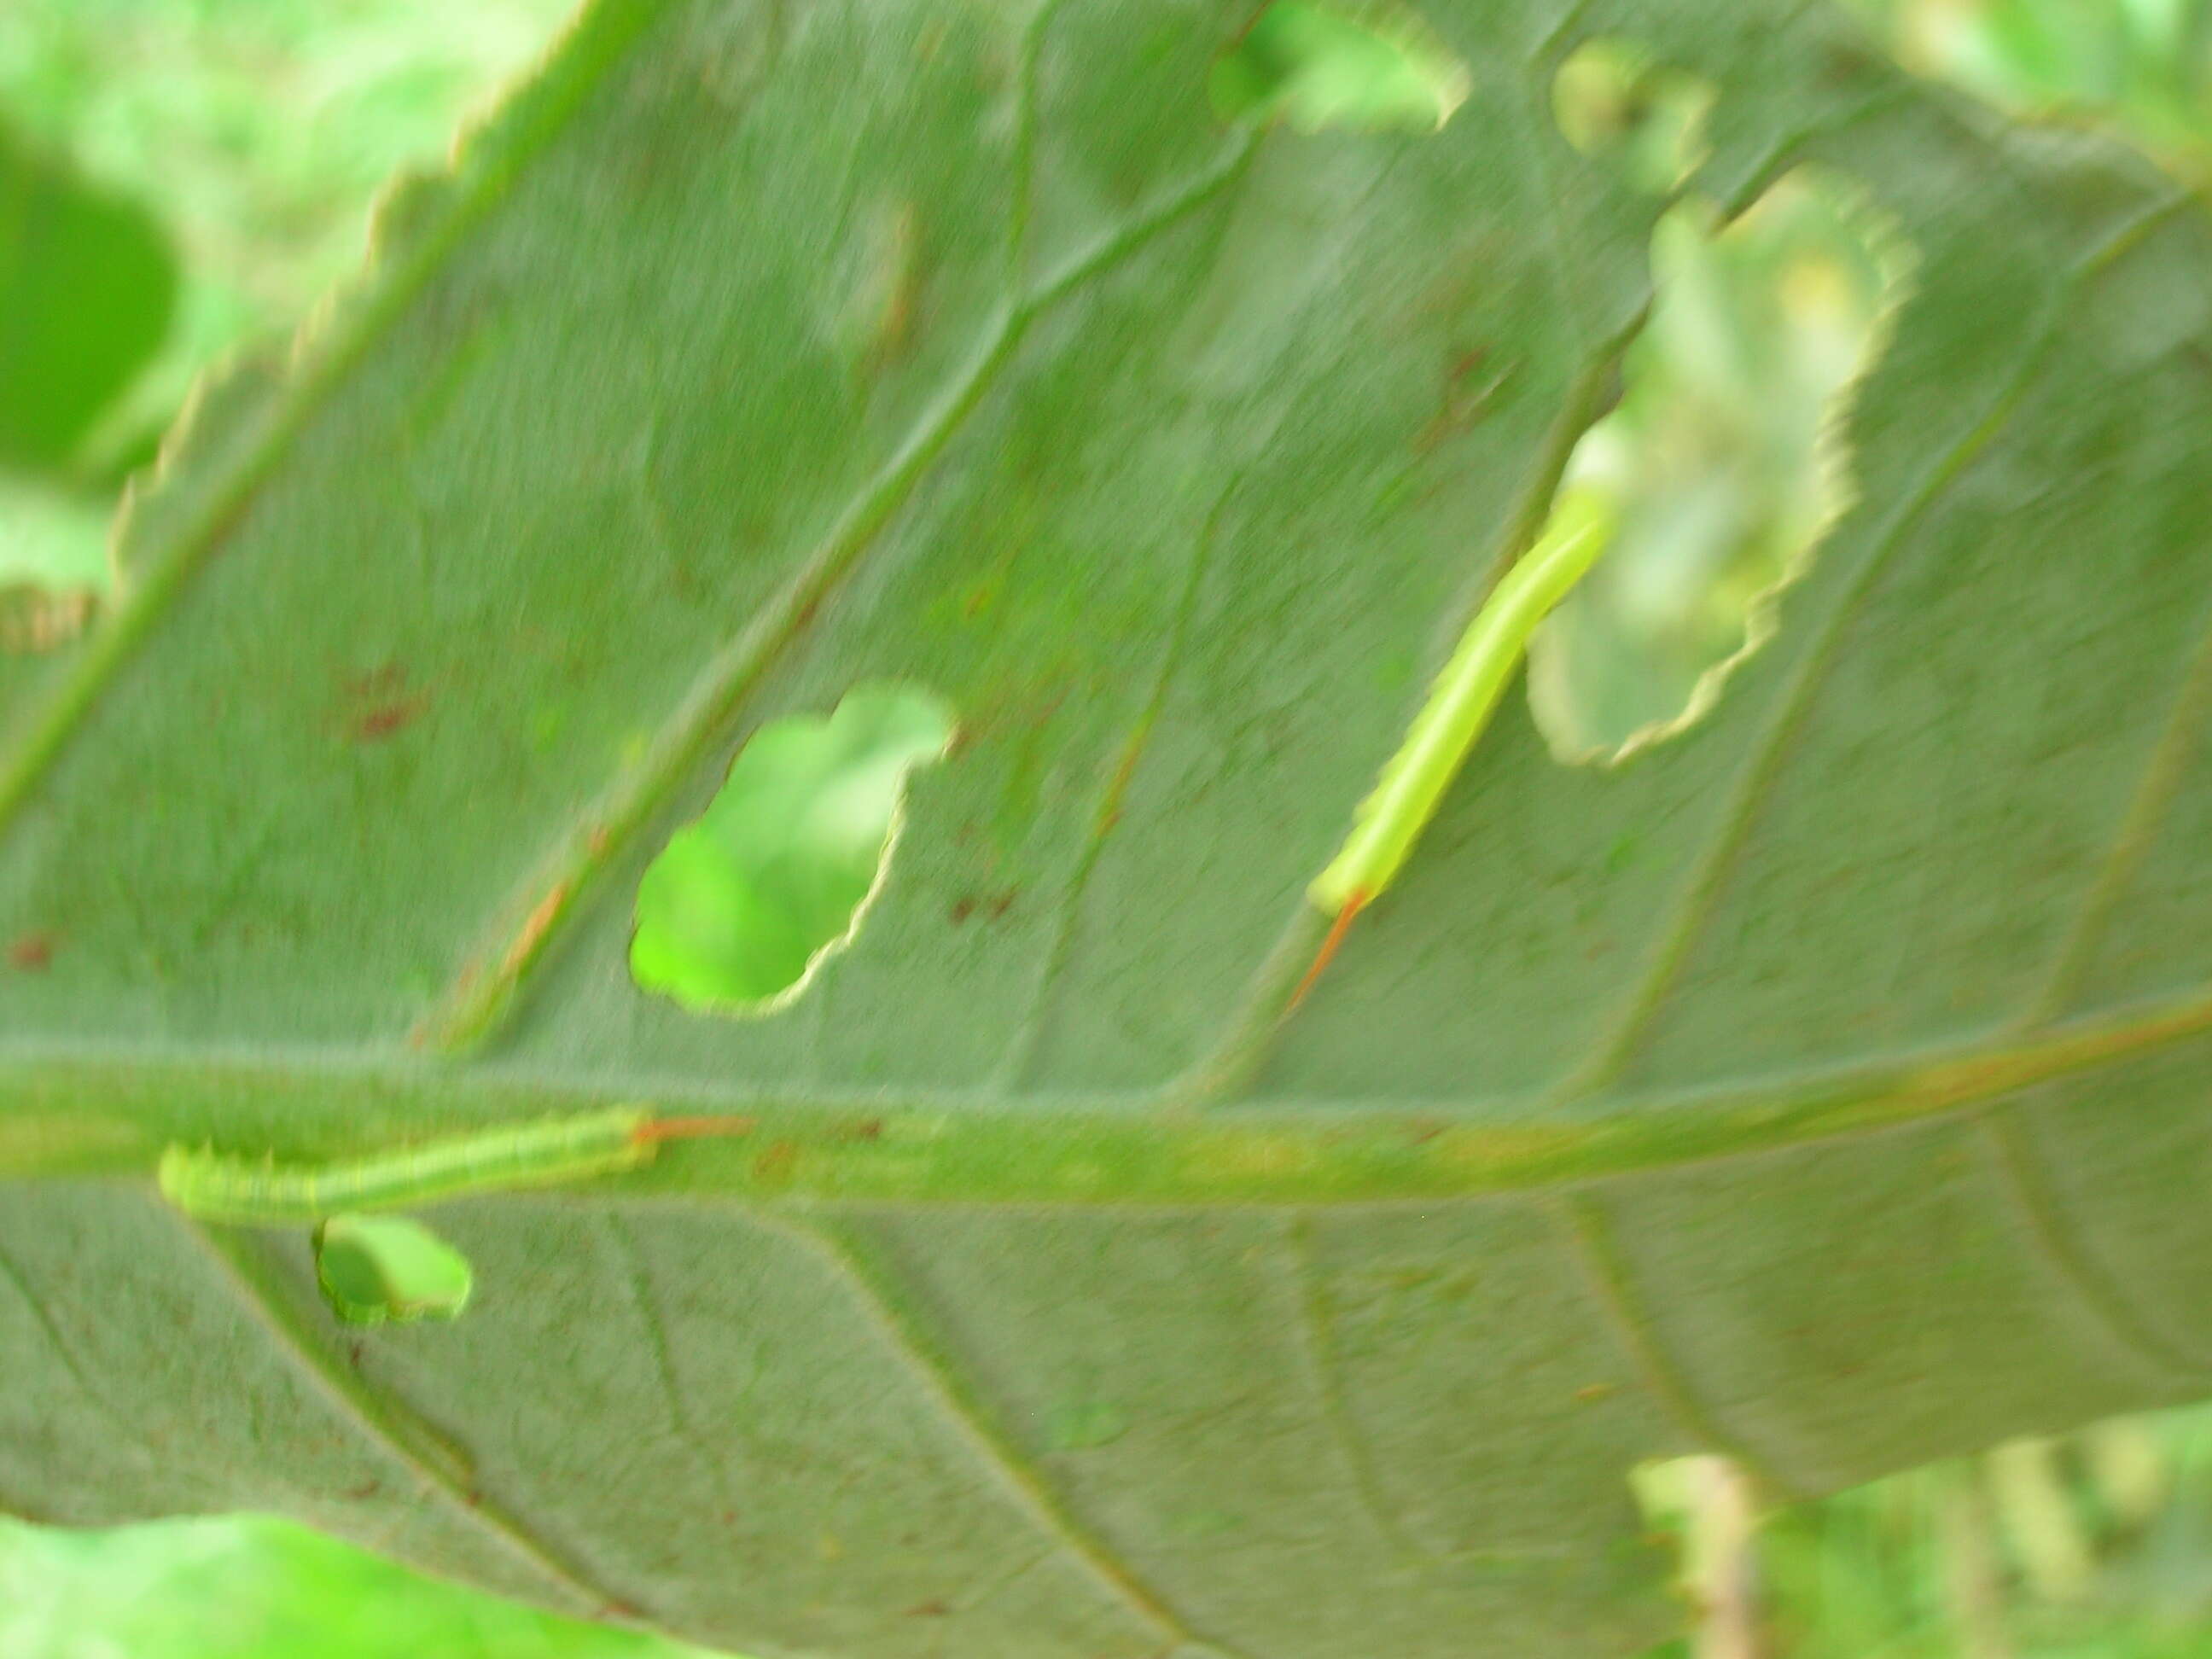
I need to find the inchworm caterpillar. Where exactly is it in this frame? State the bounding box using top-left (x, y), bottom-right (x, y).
top-left (1295, 487), bottom-right (1614, 1004)
top-left (157, 1109), bottom-right (744, 1226)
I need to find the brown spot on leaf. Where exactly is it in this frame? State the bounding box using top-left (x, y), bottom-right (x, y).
top-left (501, 883), bottom-right (571, 979)
top-left (643, 1115), bottom-right (758, 1144)
top-left (7, 932), bottom-right (55, 972)
top-left (905, 1599), bottom-right (952, 1618)
top-left (351, 694), bottom-right (430, 743)
top-left (1818, 38), bottom-right (1883, 86)
top-left (342, 663), bottom-right (431, 743)
top-left (1416, 346), bottom-right (1515, 452)
top-left (949, 889), bottom-right (1017, 925)
top-left (1094, 726), bottom-right (1153, 835)
top-left (864, 203), bottom-right (923, 369)
top-left (753, 1141), bottom-right (799, 1184)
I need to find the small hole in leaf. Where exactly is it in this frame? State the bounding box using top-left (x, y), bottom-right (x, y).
top-left (314, 1215), bottom-right (474, 1326)
top-left (1551, 40), bottom-right (1714, 194)
top-left (1527, 165), bottom-right (1914, 764)
top-left (632, 684), bottom-right (955, 1013)
top-left (1211, 1), bottom-right (1470, 135)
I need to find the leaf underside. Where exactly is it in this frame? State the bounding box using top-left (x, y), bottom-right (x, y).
top-left (4, 1), bottom-right (2212, 1655)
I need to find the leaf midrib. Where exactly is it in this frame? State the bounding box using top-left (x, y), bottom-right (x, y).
top-left (7, 976), bottom-right (2209, 1199)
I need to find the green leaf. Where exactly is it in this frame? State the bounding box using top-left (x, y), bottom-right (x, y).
top-left (3, 2), bottom-right (2212, 1656)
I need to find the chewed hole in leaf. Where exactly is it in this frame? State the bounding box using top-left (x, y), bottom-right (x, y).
top-left (1551, 39), bottom-right (1714, 195)
top-left (632, 684), bottom-right (955, 1013)
top-left (314, 1215), bottom-right (474, 1326)
top-left (1211, 1), bottom-right (1470, 135)
top-left (1526, 163), bottom-right (1914, 765)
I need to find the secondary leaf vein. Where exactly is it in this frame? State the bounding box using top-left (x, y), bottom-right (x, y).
top-left (768, 1210), bottom-right (1255, 1659)
top-left (178, 1209), bottom-right (644, 1621)
top-left (1552, 1191), bottom-right (1807, 1500)
top-left (1977, 1110), bottom-right (2209, 1382)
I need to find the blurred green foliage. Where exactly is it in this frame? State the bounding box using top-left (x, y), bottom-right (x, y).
top-left (0, 126), bottom-right (176, 594)
top-left (0, 125), bottom-right (175, 478)
top-left (1637, 1406), bottom-right (2212, 1656)
top-left (0, 1511), bottom-right (723, 1658)
top-left (1854, 0), bottom-right (2212, 182)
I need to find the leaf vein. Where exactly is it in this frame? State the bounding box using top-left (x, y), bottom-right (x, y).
top-left (601, 1213), bottom-right (750, 1525)
top-left (1279, 1213), bottom-right (1425, 1563)
top-left (1552, 1192), bottom-right (1808, 1500)
top-left (177, 1209), bottom-right (643, 1621)
top-left (995, 477), bottom-right (1234, 1091)
top-left (0, 1233), bottom-right (144, 1451)
top-left (2019, 588), bottom-right (2212, 1027)
top-left (768, 1209), bottom-right (1255, 1659)
top-left (1977, 1110), bottom-right (2210, 1382)
top-left (416, 131), bottom-right (1264, 1054)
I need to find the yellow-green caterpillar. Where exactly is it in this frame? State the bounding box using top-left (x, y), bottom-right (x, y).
top-left (157, 1108), bottom-right (675, 1226)
top-left (1297, 487), bottom-right (1614, 1000)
